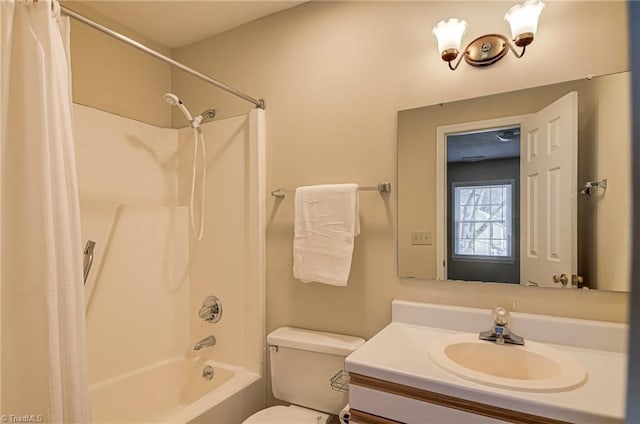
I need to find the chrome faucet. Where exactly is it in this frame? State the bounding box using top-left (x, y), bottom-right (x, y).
top-left (479, 306), bottom-right (524, 345)
top-left (193, 335), bottom-right (216, 351)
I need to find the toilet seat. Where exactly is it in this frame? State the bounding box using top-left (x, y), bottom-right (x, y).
top-left (243, 405), bottom-right (330, 424)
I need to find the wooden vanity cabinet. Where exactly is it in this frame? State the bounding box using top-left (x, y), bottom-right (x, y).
top-left (348, 373), bottom-right (570, 424)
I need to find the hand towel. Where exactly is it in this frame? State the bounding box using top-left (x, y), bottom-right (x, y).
top-left (293, 183), bottom-right (360, 286)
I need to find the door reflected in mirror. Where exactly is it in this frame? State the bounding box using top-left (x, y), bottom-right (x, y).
top-left (397, 72), bottom-right (631, 292)
top-left (445, 128), bottom-right (521, 285)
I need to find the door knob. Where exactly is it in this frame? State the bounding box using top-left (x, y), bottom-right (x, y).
top-left (552, 273), bottom-right (569, 285)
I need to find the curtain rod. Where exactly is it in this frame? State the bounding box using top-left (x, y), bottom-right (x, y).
top-left (60, 6), bottom-right (265, 109)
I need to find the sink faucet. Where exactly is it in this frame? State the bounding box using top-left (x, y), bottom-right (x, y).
top-left (479, 306), bottom-right (524, 345)
top-left (194, 335), bottom-right (216, 351)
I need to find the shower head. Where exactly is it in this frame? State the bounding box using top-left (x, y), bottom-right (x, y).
top-left (163, 92), bottom-right (180, 106)
top-left (164, 92), bottom-right (194, 124)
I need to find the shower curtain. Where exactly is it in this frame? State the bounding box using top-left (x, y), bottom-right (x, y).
top-left (0, 0), bottom-right (91, 422)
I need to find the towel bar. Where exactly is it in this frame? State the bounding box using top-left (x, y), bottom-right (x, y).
top-left (271, 182), bottom-right (391, 198)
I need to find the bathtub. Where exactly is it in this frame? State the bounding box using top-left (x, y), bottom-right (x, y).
top-left (90, 356), bottom-right (262, 423)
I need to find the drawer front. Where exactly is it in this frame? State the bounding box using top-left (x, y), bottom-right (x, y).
top-left (349, 373), bottom-right (569, 424)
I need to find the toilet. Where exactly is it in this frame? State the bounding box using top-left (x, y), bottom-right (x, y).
top-left (243, 327), bottom-right (365, 424)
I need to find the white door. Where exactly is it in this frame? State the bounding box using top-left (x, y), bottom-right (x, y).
top-left (521, 92), bottom-right (578, 287)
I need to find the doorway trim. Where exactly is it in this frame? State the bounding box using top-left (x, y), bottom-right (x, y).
top-left (436, 114), bottom-right (530, 280)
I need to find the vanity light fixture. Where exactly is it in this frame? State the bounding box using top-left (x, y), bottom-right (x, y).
top-left (433, 0), bottom-right (545, 70)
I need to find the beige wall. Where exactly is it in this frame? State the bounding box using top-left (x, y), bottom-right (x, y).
top-left (64, 1), bottom-right (173, 128)
top-left (171, 1), bottom-right (630, 340)
top-left (592, 73), bottom-right (632, 291)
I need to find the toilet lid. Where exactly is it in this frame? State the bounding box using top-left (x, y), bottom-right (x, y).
top-left (244, 406), bottom-right (328, 424)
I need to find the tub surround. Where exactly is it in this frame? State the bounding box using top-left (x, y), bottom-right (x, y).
top-left (345, 300), bottom-right (627, 423)
top-left (75, 105), bottom-right (267, 423)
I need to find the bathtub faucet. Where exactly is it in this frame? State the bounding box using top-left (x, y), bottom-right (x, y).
top-left (194, 335), bottom-right (216, 351)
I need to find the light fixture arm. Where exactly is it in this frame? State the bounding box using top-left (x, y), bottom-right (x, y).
top-left (505, 40), bottom-right (527, 59)
top-left (448, 51), bottom-right (467, 71)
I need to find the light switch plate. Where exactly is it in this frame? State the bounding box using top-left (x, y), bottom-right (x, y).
top-left (411, 232), bottom-right (432, 245)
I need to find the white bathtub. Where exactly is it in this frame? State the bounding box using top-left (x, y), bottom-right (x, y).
top-left (90, 357), bottom-right (262, 423)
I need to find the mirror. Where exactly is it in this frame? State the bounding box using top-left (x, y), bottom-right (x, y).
top-left (397, 71), bottom-right (631, 292)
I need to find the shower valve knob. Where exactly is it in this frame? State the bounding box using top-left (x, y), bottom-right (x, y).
top-left (199, 296), bottom-right (222, 323)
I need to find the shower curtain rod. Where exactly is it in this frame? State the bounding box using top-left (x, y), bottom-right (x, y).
top-left (60, 6), bottom-right (265, 109)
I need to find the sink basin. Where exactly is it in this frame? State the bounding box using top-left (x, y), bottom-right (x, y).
top-left (427, 333), bottom-right (587, 392)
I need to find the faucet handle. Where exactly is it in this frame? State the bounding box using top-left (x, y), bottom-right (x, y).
top-left (199, 296), bottom-right (223, 323)
top-left (492, 306), bottom-right (510, 326)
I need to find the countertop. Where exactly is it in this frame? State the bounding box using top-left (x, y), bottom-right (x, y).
top-left (345, 301), bottom-right (627, 423)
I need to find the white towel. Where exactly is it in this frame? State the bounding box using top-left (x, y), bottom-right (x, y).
top-left (293, 184), bottom-right (360, 286)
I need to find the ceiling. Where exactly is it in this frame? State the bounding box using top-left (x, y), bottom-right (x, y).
top-left (76, 1), bottom-right (305, 49)
top-left (447, 128), bottom-right (521, 163)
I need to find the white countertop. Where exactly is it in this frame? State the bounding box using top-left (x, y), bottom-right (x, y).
top-left (345, 301), bottom-right (628, 423)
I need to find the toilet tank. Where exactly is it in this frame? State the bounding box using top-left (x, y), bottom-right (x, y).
top-left (267, 327), bottom-right (365, 414)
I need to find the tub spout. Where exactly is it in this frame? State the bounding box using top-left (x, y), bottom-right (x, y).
top-left (194, 335), bottom-right (216, 351)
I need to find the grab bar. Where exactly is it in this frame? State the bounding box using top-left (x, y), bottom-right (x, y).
top-left (83, 240), bottom-right (96, 285)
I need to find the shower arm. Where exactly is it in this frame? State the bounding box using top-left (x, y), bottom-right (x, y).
top-left (59, 6), bottom-right (265, 110)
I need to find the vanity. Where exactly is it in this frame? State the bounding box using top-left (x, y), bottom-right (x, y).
top-left (345, 300), bottom-right (627, 423)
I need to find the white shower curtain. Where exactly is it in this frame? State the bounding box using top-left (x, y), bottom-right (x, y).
top-left (0, 0), bottom-right (91, 422)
